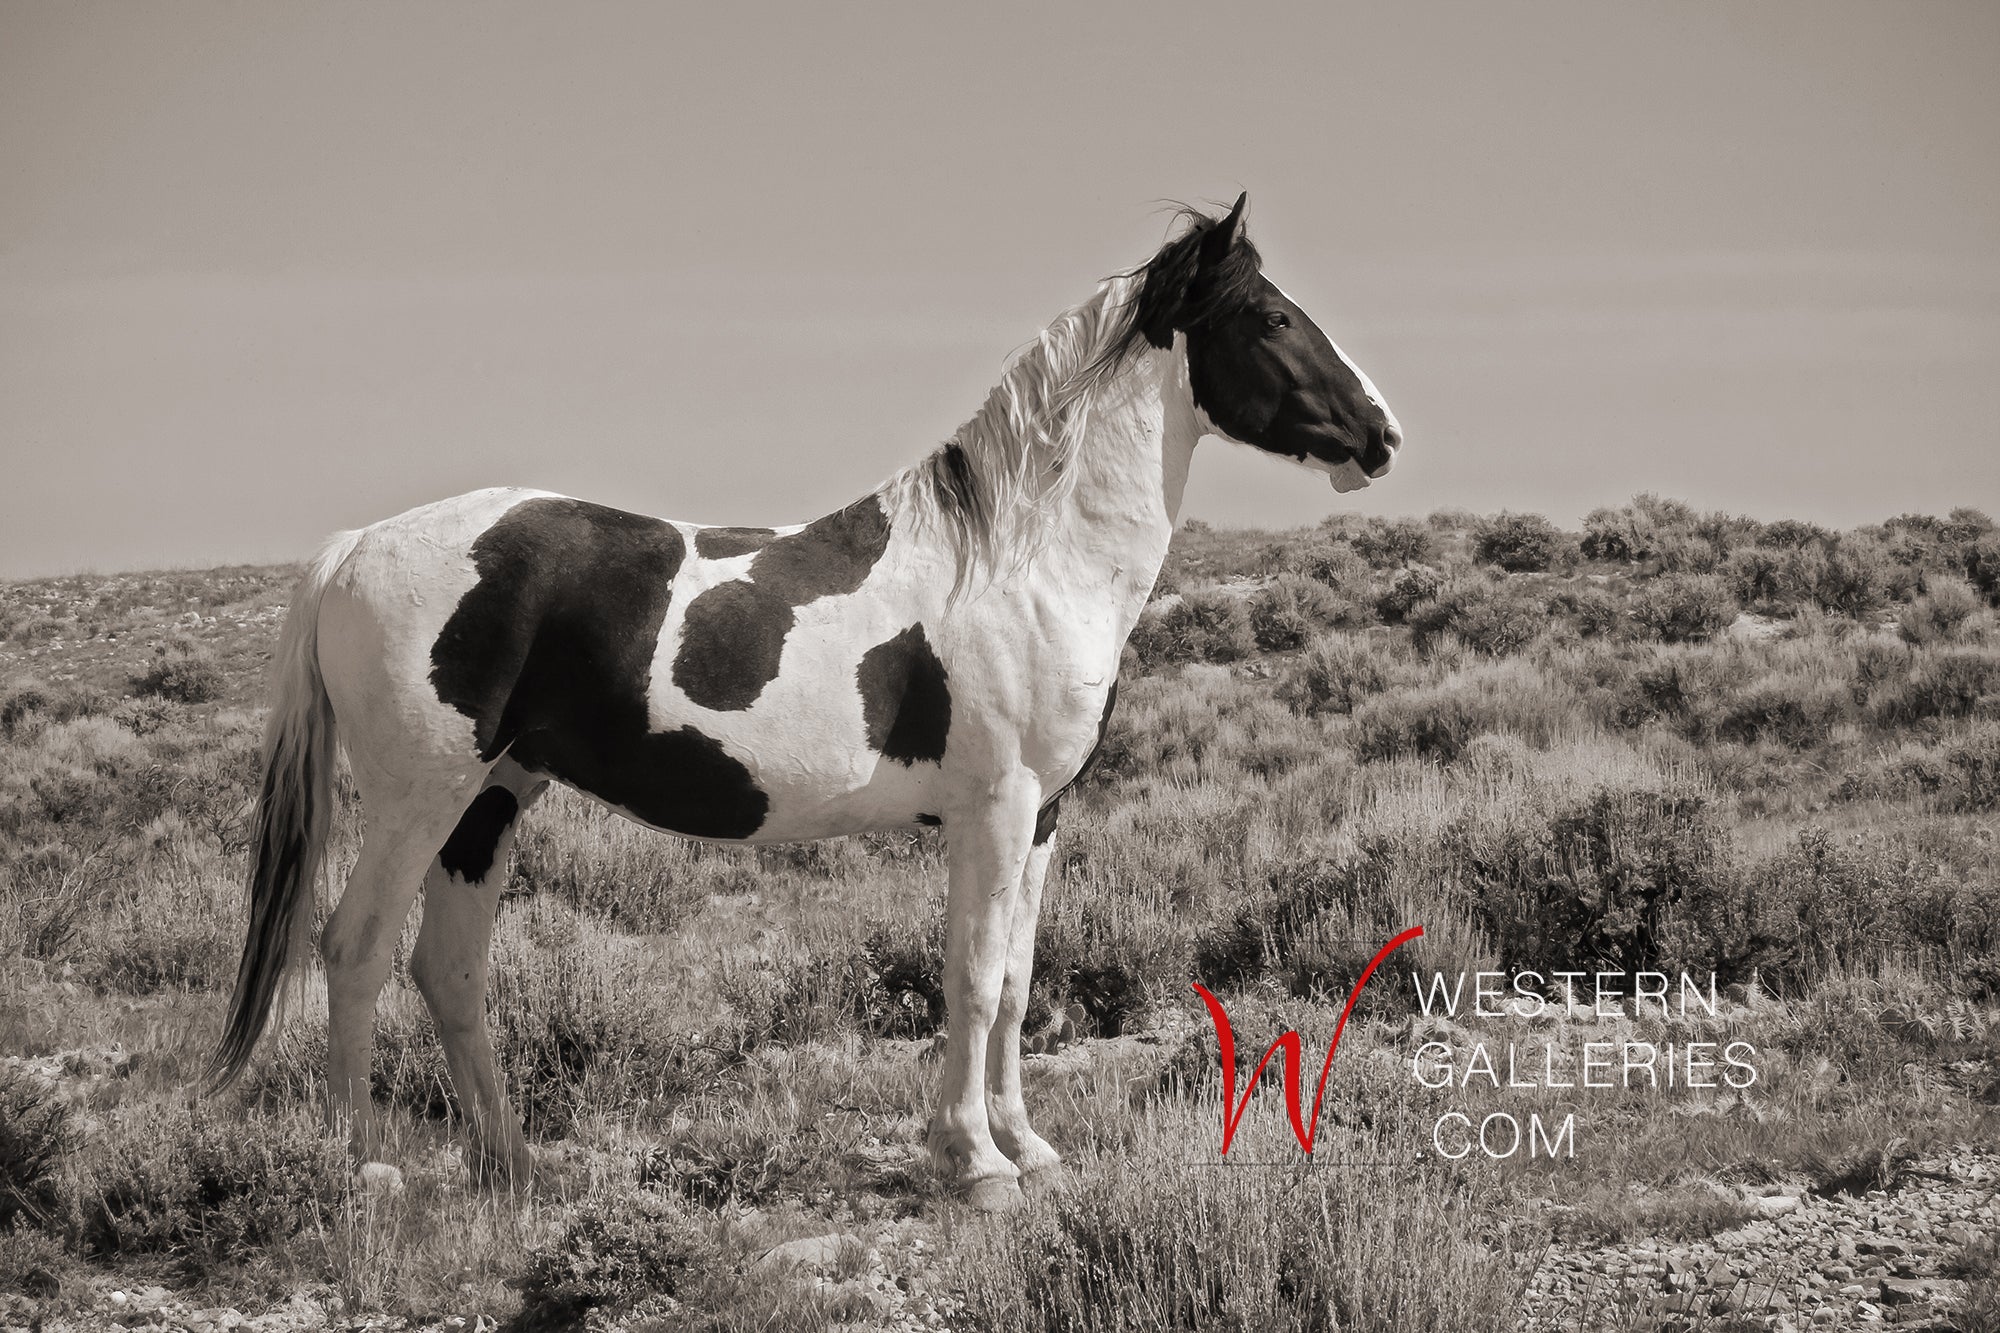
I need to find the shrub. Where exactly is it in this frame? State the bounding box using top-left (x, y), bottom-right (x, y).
top-left (1943, 725), bottom-right (2000, 811)
top-left (1897, 578), bottom-right (1983, 645)
top-left (1843, 724), bottom-right (2000, 813)
top-left (1819, 539), bottom-right (1897, 617)
top-left (751, 912), bottom-right (951, 1045)
top-left (1279, 632), bottom-right (1412, 715)
top-left (0, 683), bottom-right (108, 737)
top-left (1247, 576), bottom-right (1348, 652)
top-left (129, 642), bottom-right (224, 704)
top-left (1849, 637), bottom-right (1912, 706)
top-left (1873, 647), bottom-right (2000, 726)
top-left (1349, 516), bottom-right (1436, 567)
top-left (1580, 506), bottom-right (1642, 562)
top-left (517, 1191), bottom-right (716, 1330)
top-left (1716, 675), bottom-right (1847, 749)
top-left (1724, 547), bottom-right (1791, 612)
top-left (0, 1229), bottom-right (66, 1300)
top-left (1346, 663), bottom-right (1569, 763)
top-left (77, 1108), bottom-right (348, 1271)
top-left (1696, 510), bottom-right (1763, 556)
top-left (1409, 583), bottom-right (1546, 657)
top-left (1760, 827), bottom-right (2000, 981)
top-left (1611, 649), bottom-right (1754, 740)
top-left (1374, 564), bottom-right (1443, 624)
top-left (1474, 511), bottom-right (1567, 572)
top-left (1470, 784), bottom-right (1736, 977)
top-left (1351, 688), bottom-right (1483, 764)
top-left (1964, 532), bottom-right (2000, 606)
top-left (1759, 518), bottom-right (1831, 550)
top-left (1630, 574), bottom-right (1736, 643)
top-left (1651, 528), bottom-right (1724, 575)
top-left (1291, 541), bottom-right (1370, 590)
top-left (1127, 591), bottom-right (1255, 668)
top-left (1548, 585), bottom-right (1620, 638)
top-left (641, 1122), bottom-right (810, 1208)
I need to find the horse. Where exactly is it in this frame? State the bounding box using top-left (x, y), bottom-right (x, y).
top-left (206, 193), bottom-right (1401, 1211)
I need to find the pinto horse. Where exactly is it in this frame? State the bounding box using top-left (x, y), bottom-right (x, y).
top-left (207, 194), bottom-right (1401, 1210)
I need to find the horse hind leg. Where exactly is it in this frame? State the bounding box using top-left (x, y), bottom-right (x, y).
top-left (410, 763), bottom-right (544, 1186)
top-left (322, 787), bottom-right (479, 1166)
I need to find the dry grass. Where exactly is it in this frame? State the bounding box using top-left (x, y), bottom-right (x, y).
top-left (3, 503), bottom-right (1998, 1329)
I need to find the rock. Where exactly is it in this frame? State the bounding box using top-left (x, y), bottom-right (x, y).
top-left (757, 1232), bottom-right (856, 1272)
top-left (1755, 1194), bottom-right (1802, 1218)
top-left (1877, 1278), bottom-right (1932, 1306)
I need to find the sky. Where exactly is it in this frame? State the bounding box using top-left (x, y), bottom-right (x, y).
top-left (2, 1), bottom-right (1996, 578)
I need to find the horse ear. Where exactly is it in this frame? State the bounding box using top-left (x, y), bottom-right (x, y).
top-left (1199, 192), bottom-right (1249, 268)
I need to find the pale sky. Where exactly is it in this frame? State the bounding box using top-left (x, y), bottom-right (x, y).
top-left (2, 1), bottom-right (1996, 578)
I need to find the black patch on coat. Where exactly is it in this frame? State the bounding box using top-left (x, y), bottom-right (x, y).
top-left (915, 813), bottom-right (942, 827)
top-left (673, 582), bottom-right (793, 713)
top-left (694, 526), bottom-right (774, 559)
top-left (673, 495), bottom-right (894, 711)
top-left (1032, 682), bottom-right (1119, 846)
top-left (438, 786), bottom-right (519, 882)
top-left (430, 497), bottom-right (770, 839)
top-left (857, 624), bottom-right (951, 765)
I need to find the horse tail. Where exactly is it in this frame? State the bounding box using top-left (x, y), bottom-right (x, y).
top-left (206, 527), bottom-right (364, 1090)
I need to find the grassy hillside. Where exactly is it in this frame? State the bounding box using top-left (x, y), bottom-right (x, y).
top-left (2, 496), bottom-right (1997, 1332)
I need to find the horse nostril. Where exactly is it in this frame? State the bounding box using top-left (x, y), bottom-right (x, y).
top-left (1363, 421), bottom-right (1400, 478)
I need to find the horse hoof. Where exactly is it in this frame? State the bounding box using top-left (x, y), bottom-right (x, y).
top-left (356, 1161), bottom-right (404, 1194)
top-left (962, 1175), bottom-right (1026, 1213)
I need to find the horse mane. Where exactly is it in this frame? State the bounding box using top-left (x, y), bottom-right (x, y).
top-left (883, 204), bottom-right (1265, 597)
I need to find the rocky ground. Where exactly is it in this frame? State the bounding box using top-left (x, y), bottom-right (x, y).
top-left (1519, 1146), bottom-right (2000, 1331)
top-left (0, 1216), bottom-right (965, 1333)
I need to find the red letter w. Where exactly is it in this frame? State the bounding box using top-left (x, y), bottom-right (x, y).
top-left (1192, 925), bottom-right (1423, 1155)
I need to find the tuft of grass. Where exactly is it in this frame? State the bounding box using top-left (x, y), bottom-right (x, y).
top-left (73, 1106), bottom-right (350, 1276)
top-left (954, 1113), bottom-right (1522, 1333)
top-left (1801, 1131), bottom-right (1919, 1197)
top-left (1563, 1182), bottom-right (1759, 1245)
top-left (515, 1190), bottom-right (717, 1330)
top-left (0, 1067), bottom-right (70, 1231)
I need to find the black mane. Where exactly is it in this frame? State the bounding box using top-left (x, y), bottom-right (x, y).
top-left (1103, 204), bottom-right (1266, 369)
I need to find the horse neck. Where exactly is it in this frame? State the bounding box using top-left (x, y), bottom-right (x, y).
top-left (1033, 341), bottom-right (1200, 631)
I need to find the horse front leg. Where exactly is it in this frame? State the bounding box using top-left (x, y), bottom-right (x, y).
top-left (929, 769), bottom-right (1039, 1211)
top-left (986, 835), bottom-right (1061, 1180)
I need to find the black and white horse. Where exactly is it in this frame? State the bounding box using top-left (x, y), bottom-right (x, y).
top-left (208, 194), bottom-right (1401, 1210)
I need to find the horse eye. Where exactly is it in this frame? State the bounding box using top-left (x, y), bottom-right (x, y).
top-left (1264, 311), bottom-right (1290, 331)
